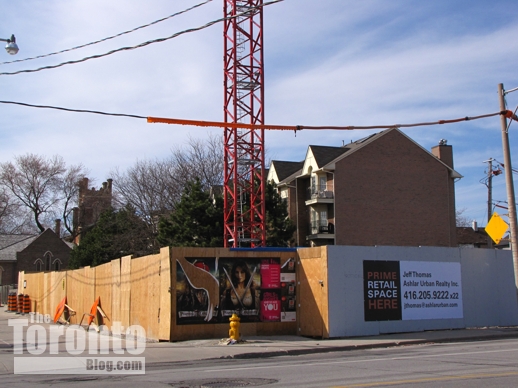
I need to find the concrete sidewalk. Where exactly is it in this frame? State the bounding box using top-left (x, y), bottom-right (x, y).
top-left (1, 306), bottom-right (518, 374)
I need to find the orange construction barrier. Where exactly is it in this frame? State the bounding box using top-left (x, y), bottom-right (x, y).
top-left (7, 293), bottom-right (17, 312)
top-left (79, 297), bottom-right (107, 331)
top-left (53, 297), bottom-right (66, 323)
top-left (17, 294), bottom-right (23, 314)
top-left (23, 294), bottom-right (31, 314)
top-left (53, 297), bottom-right (76, 324)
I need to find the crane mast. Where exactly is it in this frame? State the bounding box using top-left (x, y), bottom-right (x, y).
top-left (223, 0), bottom-right (266, 247)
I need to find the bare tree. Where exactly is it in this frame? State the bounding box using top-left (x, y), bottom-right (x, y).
top-left (111, 133), bottom-right (224, 227)
top-left (172, 133), bottom-right (223, 191)
top-left (0, 187), bottom-right (31, 233)
top-left (0, 154), bottom-right (87, 234)
top-left (111, 158), bottom-right (182, 224)
top-left (60, 164), bottom-right (89, 236)
top-left (456, 208), bottom-right (472, 227)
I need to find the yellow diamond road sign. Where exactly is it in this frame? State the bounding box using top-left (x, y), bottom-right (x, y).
top-left (486, 212), bottom-right (509, 244)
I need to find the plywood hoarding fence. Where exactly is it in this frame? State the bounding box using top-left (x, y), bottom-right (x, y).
top-left (19, 247), bottom-right (171, 341)
top-left (19, 246), bottom-right (298, 342)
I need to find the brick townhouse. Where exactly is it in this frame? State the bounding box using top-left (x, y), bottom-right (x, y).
top-left (268, 128), bottom-right (461, 247)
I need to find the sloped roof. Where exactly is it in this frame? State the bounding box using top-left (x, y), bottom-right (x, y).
top-left (271, 161), bottom-right (304, 182)
top-left (311, 128), bottom-right (462, 178)
top-left (301, 132), bottom-right (388, 173)
top-left (0, 234), bottom-right (38, 262)
top-left (457, 227), bottom-right (489, 245)
top-left (308, 146), bottom-right (350, 168)
top-left (275, 128), bottom-right (462, 179)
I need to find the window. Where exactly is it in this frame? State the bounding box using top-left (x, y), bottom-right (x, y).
top-left (311, 175), bottom-right (317, 195)
top-left (54, 260), bottom-right (61, 271)
top-left (319, 176), bottom-right (326, 191)
top-left (320, 210), bottom-right (327, 225)
top-left (44, 252), bottom-right (52, 271)
top-left (35, 259), bottom-right (43, 271)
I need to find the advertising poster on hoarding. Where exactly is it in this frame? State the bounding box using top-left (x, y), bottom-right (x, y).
top-left (400, 261), bottom-right (463, 320)
top-left (176, 257), bottom-right (218, 324)
top-left (363, 260), bottom-right (402, 321)
top-left (176, 257), bottom-right (294, 325)
top-left (219, 258), bottom-right (263, 322)
top-left (363, 260), bottom-right (463, 322)
top-left (280, 258), bottom-right (297, 322)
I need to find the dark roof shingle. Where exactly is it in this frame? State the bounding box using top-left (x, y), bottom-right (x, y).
top-left (271, 161), bottom-right (303, 181)
top-left (0, 234), bottom-right (38, 261)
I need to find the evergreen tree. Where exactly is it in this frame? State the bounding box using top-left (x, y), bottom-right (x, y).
top-left (69, 205), bottom-right (156, 268)
top-left (265, 181), bottom-right (296, 247)
top-left (157, 180), bottom-right (224, 247)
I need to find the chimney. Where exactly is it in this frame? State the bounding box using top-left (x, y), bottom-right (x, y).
top-left (55, 219), bottom-right (61, 238)
top-left (431, 139), bottom-right (454, 169)
top-left (472, 220), bottom-right (478, 231)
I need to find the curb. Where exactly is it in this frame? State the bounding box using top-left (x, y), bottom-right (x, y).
top-left (213, 331), bottom-right (518, 360)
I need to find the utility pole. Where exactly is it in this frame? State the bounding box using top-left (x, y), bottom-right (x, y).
top-left (484, 158), bottom-right (494, 248)
top-left (498, 83), bottom-right (518, 293)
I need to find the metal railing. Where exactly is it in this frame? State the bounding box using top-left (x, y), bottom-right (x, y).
top-left (0, 285), bottom-right (14, 305)
top-left (306, 185), bottom-right (334, 200)
top-left (308, 221), bottom-right (335, 235)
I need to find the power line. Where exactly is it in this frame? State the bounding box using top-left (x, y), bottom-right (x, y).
top-left (0, 100), bottom-right (146, 119)
top-left (0, 0), bottom-right (284, 76)
top-left (0, 0), bottom-right (213, 66)
top-left (493, 159), bottom-right (518, 175)
top-left (147, 111), bottom-right (515, 132)
top-left (1, 101), bottom-right (514, 132)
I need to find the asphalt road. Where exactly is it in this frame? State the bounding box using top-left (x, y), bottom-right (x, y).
top-left (1, 337), bottom-right (518, 387)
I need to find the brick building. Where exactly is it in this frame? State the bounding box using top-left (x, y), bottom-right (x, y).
top-left (268, 128), bottom-right (461, 247)
top-left (0, 228), bottom-right (72, 285)
top-left (73, 177), bottom-right (113, 244)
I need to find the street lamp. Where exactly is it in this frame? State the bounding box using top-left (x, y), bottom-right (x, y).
top-left (0, 34), bottom-right (19, 55)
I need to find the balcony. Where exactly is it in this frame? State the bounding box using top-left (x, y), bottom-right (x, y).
top-left (308, 221), bottom-right (335, 239)
top-left (306, 185), bottom-right (334, 205)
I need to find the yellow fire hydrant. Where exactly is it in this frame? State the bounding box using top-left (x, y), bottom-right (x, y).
top-left (229, 313), bottom-right (241, 341)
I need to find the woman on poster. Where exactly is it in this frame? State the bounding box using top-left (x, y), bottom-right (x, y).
top-left (221, 260), bottom-right (260, 316)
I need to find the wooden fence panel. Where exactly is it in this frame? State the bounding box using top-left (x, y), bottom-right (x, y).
top-left (43, 272), bottom-right (51, 316)
top-left (65, 269), bottom-right (81, 324)
top-left (120, 256), bottom-right (131, 329)
top-left (81, 267), bottom-right (96, 324)
top-left (22, 272), bottom-right (44, 313)
top-left (130, 253), bottom-right (161, 340)
top-left (297, 247), bottom-right (327, 338)
top-left (111, 258), bottom-right (121, 326)
top-left (94, 262), bottom-right (113, 328)
top-left (49, 271), bottom-right (66, 319)
top-left (159, 247), bottom-right (171, 341)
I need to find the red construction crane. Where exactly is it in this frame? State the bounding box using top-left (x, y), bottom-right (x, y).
top-left (223, 0), bottom-right (266, 247)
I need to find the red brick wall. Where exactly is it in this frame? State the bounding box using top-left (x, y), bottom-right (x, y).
top-left (334, 129), bottom-right (457, 247)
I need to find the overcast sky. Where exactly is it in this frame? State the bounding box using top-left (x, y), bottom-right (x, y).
top-left (2, 0), bottom-right (518, 226)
